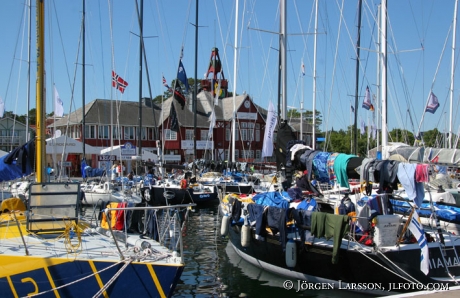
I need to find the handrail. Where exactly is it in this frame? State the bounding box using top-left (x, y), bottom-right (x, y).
top-left (103, 203), bottom-right (196, 211)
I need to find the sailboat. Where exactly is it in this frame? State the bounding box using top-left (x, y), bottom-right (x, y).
top-left (219, 0), bottom-right (460, 293)
top-left (0, 1), bottom-right (191, 297)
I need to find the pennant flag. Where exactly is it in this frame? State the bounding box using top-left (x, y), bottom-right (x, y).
top-left (0, 96), bottom-right (4, 118)
top-left (170, 102), bottom-right (179, 132)
top-left (112, 71), bottom-right (128, 93)
top-left (162, 75), bottom-right (172, 91)
top-left (362, 86), bottom-right (374, 111)
top-left (351, 105), bottom-right (355, 113)
top-left (301, 62), bottom-right (305, 76)
top-left (208, 109), bottom-right (216, 139)
top-left (408, 210), bottom-right (430, 275)
top-left (262, 101), bottom-right (277, 158)
top-left (177, 60), bottom-right (189, 93)
top-left (425, 92), bottom-right (440, 114)
top-left (54, 86), bottom-right (64, 117)
top-left (360, 119), bottom-right (365, 135)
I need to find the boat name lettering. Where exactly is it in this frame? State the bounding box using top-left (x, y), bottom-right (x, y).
top-left (383, 223), bottom-right (397, 228)
top-left (199, 194), bottom-right (210, 198)
top-left (53, 143), bottom-right (76, 146)
top-left (429, 256), bottom-right (460, 269)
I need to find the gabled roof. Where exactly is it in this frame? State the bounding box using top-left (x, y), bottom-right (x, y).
top-left (49, 91), bottom-right (268, 129)
top-left (50, 99), bottom-right (162, 127)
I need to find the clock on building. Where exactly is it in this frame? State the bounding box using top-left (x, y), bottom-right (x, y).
top-left (244, 100), bottom-right (250, 108)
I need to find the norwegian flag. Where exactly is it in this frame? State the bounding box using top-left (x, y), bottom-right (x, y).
top-left (112, 71), bottom-right (128, 93)
top-left (162, 75), bottom-right (172, 91)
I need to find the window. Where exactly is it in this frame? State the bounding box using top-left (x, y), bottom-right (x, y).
top-left (234, 149), bottom-right (239, 159)
top-left (240, 129), bottom-right (247, 141)
top-left (112, 126), bottom-right (120, 140)
top-left (201, 130), bottom-right (209, 140)
top-left (124, 127), bottom-right (136, 140)
top-left (164, 129), bottom-right (177, 140)
top-left (256, 150), bottom-right (261, 160)
top-left (186, 129), bottom-right (194, 140)
top-left (225, 129), bottom-right (231, 141)
top-left (99, 125), bottom-right (110, 139)
top-left (255, 129), bottom-right (260, 142)
top-left (224, 149), bottom-right (229, 161)
top-left (141, 127), bottom-right (147, 140)
top-left (85, 125), bottom-right (96, 139)
top-left (148, 127), bottom-right (155, 140)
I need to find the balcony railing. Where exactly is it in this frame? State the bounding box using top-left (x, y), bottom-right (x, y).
top-left (0, 136), bottom-right (21, 145)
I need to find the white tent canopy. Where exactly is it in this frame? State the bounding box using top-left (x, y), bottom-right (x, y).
top-left (46, 135), bottom-right (99, 155)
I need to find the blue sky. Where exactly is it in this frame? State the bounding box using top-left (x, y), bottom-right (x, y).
top-left (1, 0), bottom-right (459, 137)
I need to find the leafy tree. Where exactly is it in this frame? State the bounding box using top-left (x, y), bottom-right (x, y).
top-left (287, 108), bottom-right (323, 132)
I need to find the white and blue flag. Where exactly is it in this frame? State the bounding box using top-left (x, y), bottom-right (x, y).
top-left (409, 209), bottom-right (429, 275)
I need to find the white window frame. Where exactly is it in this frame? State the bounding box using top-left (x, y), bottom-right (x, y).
top-left (124, 126), bottom-right (136, 140)
top-left (164, 129), bottom-right (177, 140)
top-left (112, 126), bottom-right (120, 140)
top-left (186, 129), bottom-right (194, 140)
top-left (85, 125), bottom-right (97, 139)
top-left (98, 125), bottom-right (110, 139)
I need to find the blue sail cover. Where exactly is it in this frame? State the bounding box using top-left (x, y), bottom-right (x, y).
top-left (0, 140), bottom-right (34, 182)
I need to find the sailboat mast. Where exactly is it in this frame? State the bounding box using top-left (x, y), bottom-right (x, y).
top-left (449, 0), bottom-right (458, 149)
top-left (36, 0), bottom-right (46, 182)
top-left (231, 0), bottom-right (239, 163)
top-left (381, 0), bottom-right (388, 158)
top-left (26, 0), bottom-right (32, 143)
top-left (82, 0), bottom-right (86, 158)
top-left (312, 0), bottom-right (318, 150)
top-left (138, 0), bottom-right (144, 157)
top-left (280, 0), bottom-right (287, 120)
top-left (193, 0), bottom-right (199, 175)
top-left (353, 0), bottom-right (362, 155)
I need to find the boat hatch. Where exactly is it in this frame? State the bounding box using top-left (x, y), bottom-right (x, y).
top-left (27, 182), bottom-right (81, 233)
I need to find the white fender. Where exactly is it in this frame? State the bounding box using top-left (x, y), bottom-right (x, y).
top-left (221, 214), bottom-right (230, 236)
top-left (285, 239), bottom-right (297, 268)
top-left (241, 225), bottom-right (251, 247)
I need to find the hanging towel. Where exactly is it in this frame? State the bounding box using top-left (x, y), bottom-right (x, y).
top-left (311, 212), bottom-right (349, 264)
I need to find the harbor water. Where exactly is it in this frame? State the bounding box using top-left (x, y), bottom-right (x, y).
top-left (173, 202), bottom-right (370, 298)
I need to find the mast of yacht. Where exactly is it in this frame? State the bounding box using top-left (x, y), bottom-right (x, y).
top-left (312, 0), bottom-right (318, 149)
top-left (193, 0), bottom-right (199, 176)
top-left (137, 0), bottom-right (144, 158)
top-left (231, 0), bottom-right (239, 163)
top-left (381, 0), bottom-right (388, 158)
top-left (82, 0), bottom-right (86, 159)
top-left (36, 0), bottom-right (46, 182)
top-left (280, 0), bottom-right (287, 120)
top-left (352, 0), bottom-right (363, 155)
top-left (449, 0), bottom-right (458, 148)
top-left (26, 0), bottom-right (32, 143)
